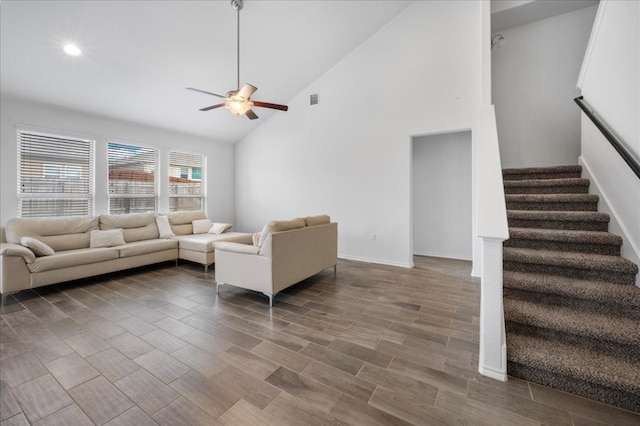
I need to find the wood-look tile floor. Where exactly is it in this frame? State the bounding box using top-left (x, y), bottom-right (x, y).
top-left (1, 256), bottom-right (638, 425)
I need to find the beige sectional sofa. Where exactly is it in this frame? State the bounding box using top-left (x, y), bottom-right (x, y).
top-left (0, 211), bottom-right (252, 302)
top-left (214, 215), bottom-right (338, 307)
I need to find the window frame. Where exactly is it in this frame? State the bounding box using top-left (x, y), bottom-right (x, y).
top-left (107, 140), bottom-right (159, 215)
top-left (168, 150), bottom-right (206, 212)
top-left (17, 128), bottom-right (95, 218)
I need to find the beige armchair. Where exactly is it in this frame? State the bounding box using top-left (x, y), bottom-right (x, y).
top-left (214, 217), bottom-right (337, 306)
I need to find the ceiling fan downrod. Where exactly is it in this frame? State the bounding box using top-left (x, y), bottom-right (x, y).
top-left (232, 0), bottom-right (243, 92)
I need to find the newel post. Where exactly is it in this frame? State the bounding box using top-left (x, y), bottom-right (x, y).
top-left (478, 237), bottom-right (507, 381)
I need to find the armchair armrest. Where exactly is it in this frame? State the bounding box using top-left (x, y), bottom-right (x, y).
top-left (215, 242), bottom-right (260, 255)
top-left (1, 243), bottom-right (36, 264)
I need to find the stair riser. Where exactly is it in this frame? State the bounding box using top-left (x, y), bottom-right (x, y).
top-left (504, 186), bottom-right (589, 195)
top-left (507, 362), bottom-right (640, 413)
top-left (506, 201), bottom-right (598, 211)
top-left (503, 272), bottom-right (640, 306)
top-left (503, 261), bottom-right (636, 285)
top-left (506, 322), bottom-right (639, 362)
top-left (502, 172), bottom-right (582, 181)
top-left (504, 239), bottom-right (621, 256)
top-left (504, 288), bottom-right (640, 320)
top-left (506, 219), bottom-right (609, 231)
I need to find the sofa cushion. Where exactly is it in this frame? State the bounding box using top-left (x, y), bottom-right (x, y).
top-left (100, 212), bottom-right (159, 242)
top-left (168, 211), bottom-right (207, 236)
top-left (173, 232), bottom-right (253, 253)
top-left (27, 247), bottom-right (120, 273)
top-left (303, 215), bottom-right (331, 227)
top-left (6, 216), bottom-right (99, 251)
top-left (90, 229), bottom-right (126, 248)
top-left (257, 218), bottom-right (306, 248)
top-left (192, 219), bottom-right (212, 234)
top-left (20, 236), bottom-right (55, 256)
top-left (117, 239), bottom-right (178, 257)
top-left (156, 215), bottom-right (175, 238)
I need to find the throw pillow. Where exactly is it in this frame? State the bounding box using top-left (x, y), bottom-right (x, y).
top-left (192, 219), bottom-right (212, 234)
top-left (252, 232), bottom-right (261, 246)
top-left (90, 229), bottom-right (125, 248)
top-left (208, 223), bottom-right (233, 234)
top-left (156, 215), bottom-right (175, 238)
top-left (20, 236), bottom-right (55, 256)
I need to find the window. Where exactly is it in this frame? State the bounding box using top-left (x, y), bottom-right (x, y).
top-left (43, 164), bottom-right (62, 178)
top-left (168, 150), bottom-right (205, 212)
top-left (108, 142), bottom-right (157, 214)
top-left (18, 130), bottom-right (94, 218)
top-left (191, 167), bottom-right (202, 180)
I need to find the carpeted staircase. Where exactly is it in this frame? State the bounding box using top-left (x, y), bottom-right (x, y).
top-left (502, 165), bottom-right (640, 413)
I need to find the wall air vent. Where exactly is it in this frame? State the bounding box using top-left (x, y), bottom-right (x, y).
top-left (310, 93), bottom-right (318, 105)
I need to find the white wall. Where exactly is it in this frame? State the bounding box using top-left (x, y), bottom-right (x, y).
top-left (0, 97), bottom-right (236, 229)
top-left (412, 131), bottom-right (472, 260)
top-left (579, 0), bottom-right (639, 159)
top-left (577, 0), bottom-right (640, 285)
top-left (492, 5), bottom-right (598, 168)
top-left (234, 1), bottom-right (482, 267)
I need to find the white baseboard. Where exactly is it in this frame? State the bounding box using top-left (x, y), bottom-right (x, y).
top-left (338, 255), bottom-right (413, 268)
top-left (478, 365), bottom-right (508, 382)
top-left (413, 251), bottom-right (472, 262)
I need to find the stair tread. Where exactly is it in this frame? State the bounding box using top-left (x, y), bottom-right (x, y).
top-left (503, 247), bottom-right (639, 274)
top-left (507, 332), bottom-right (640, 393)
top-left (505, 194), bottom-right (599, 202)
top-left (503, 271), bottom-right (640, 305)
top-left (508, 227), bottom-right (622, 245)
top-left (503, 165), bottom-right (582, 175)
top-left (504, 178), bottom-right (590, 188)
top-left (504, 298), bottom-right (640, 345)
top-left (507, 210), bottom-right (609, 222)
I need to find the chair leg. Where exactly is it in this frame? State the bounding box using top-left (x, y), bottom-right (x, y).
top-left (263, 292), bottom-right (273, 308)
top-left (1, 293), bottom-right (6, 306)
top-left (204, 264), bottom-right (209, 274)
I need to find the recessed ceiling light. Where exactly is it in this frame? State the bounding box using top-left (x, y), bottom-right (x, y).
top-left (63, 44), bottom-right (82, 56)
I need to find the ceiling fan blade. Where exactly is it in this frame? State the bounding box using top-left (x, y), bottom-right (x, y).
top-left (238, 84), bottom-right (257, 99)
top-left (245, 109), bottom-right (259, 120)
top-left (186, 87), bottom-right (226, 98)
top-left (252, 101), bottom-right (288, 111)
top-left (199, 103), bottom-right (225, 111)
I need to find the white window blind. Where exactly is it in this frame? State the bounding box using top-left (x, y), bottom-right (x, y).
top-left (168, 150), bottom-right (205, 212)
top-left (18, 130), bottom-right (95, 218)
top-left (108, 142), bottom-right (157, 214)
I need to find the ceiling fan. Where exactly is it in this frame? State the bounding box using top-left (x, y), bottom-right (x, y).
top-left (186, 0), bottom-right (288, 120)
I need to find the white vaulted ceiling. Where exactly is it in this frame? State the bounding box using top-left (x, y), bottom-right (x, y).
top-left (1, 1), bottom-right (599, 143)
top-left (0, 1), bottom-right (411, 143)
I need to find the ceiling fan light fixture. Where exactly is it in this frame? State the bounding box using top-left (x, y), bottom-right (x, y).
top-left (225, 96), bottom-right (251, 115)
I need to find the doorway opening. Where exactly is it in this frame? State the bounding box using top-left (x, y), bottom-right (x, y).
top-left (411, 130), bottom-right (472, 260)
